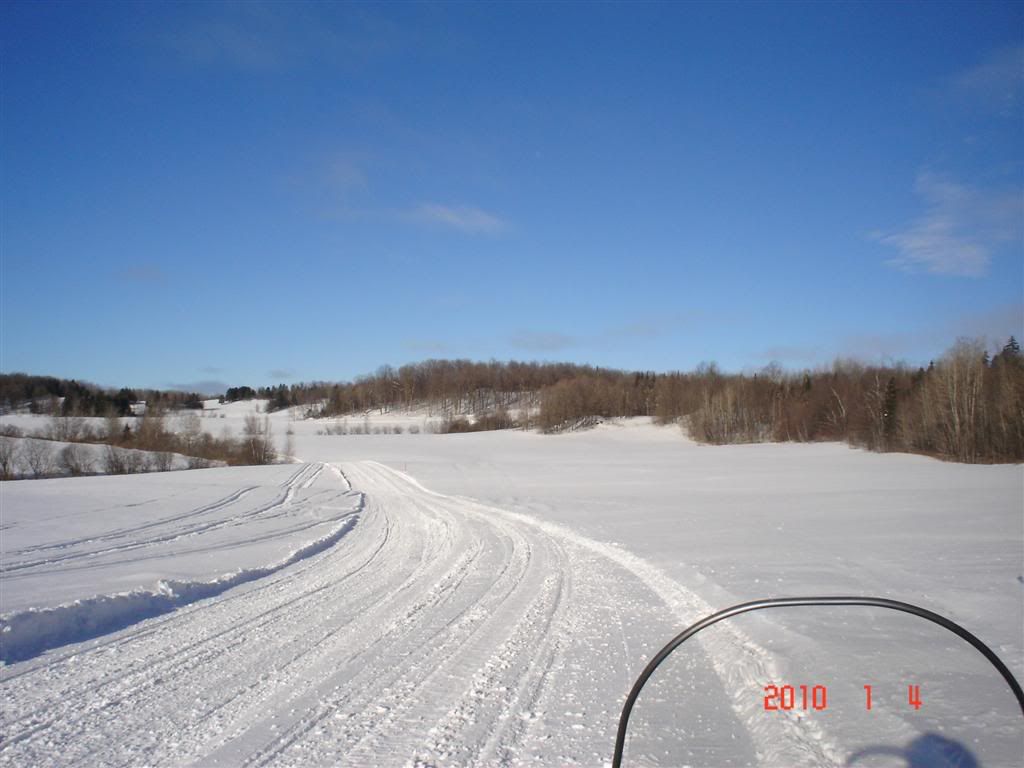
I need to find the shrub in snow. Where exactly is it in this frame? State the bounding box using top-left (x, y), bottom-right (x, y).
top-left (0, 437), bottom-right (16, 479)
top-left (125, 450), bottom-right (149, 474)
top-left (153, 451), bottom-right (175, 472)
top-left (102, 445), bottom-right (128, 474)
top-left (22, 440), bottom-right (55, 478)
top-left (59, 444), bottom-right (92, 476)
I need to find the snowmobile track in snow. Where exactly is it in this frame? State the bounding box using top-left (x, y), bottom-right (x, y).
top-left (1, 460), bottom-right (845, 767)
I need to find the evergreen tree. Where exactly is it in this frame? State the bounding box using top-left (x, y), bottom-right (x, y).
top-left (1003, 336), bottom-right (1020, 358)
top-left (994, 336), bottom-right (1022, 369)
top-left (113, 388), bottom-right (137, 416)
top-left (267, 385), bottom-right (291, 412)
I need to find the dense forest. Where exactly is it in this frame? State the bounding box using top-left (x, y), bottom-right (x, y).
top-left (0, 374), bottom-right (204, 416)
top-left (261, 337), bottom-right (1024, 463)
top-left (2, 337), bottom-right (1022, 463)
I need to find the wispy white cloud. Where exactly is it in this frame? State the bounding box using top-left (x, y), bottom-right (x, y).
top-left (318, 195), bottom-right (509, 237)
top-left (952, 45), bottom-right (1024, 116)
top-left (873, 172), bottom-right (1022, 278)
top-left (268, 368), bottom-right (295, 380)
top-left (756, 303), bottom-right (1024, 368)
top-left (504, 314), bottom-right (702, 356)
top-left (160, 3), bottom-right (402, 74)
top-left (955, 302), bottom-right (1024, 340)
top-left (876, 220), bottom-right (988, 277)
top-left (836, 307), bottom-right (1024, 362)
top-left (602, 311), bottom-right (703, 340)
top-left (757, 333), bottom-right (928, 369)
top-left (412, 204), bottom-right (508, 235)
top-left (509, 331), bottom-right (578, 352)
top-left (326, 154), bottom-right (367, 193)
top-left (163, 6), bottom-right (283, 72)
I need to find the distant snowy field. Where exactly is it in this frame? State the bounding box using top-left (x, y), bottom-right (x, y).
top-left (2, 406), bottom-right (1021, 766)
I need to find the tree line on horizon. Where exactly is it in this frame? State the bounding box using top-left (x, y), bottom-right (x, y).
top-left (660, 337), bottom-right (1023, 463)
top-left (296, 337), bottom-right (1022, 462)
top-left (228, 337), bottom-right (1022, 462)
top-left (2, 336), bottom-right (1021, 463)
top-left (0, 374), bottom-right (205, 416)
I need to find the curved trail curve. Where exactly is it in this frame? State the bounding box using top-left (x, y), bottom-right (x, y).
top-left (1, 461), bottom-right (840, 767)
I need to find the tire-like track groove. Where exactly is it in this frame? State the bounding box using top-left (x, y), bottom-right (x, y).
top-left (2, 460), bottom-right (844, 767)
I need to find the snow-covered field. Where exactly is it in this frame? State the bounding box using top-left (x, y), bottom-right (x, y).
top-left (1, 463), bottom-right (357, 642)
top-left (1, 408), bottom-right (1022, 766)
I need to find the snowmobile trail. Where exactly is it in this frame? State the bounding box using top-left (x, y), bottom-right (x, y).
top-left (1, 461), bottom-right (842, 766)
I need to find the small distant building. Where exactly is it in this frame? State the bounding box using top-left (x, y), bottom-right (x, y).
top-left (129, 401), bottom-right (147, 416)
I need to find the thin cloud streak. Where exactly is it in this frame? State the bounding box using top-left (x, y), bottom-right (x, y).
top-left (326, 154), bottom-right (367, 193)
top-left (413, 204), bottom-right (508, 234)
top-left (509, 331), bottom-right (578, 352)
top-left (873, 172), bottom-right (1023, 278)
top-left (319, 199), bottom-right (509, 237)
top-left (160, 3), bottom-right (402, 74)
top-left (504, 314), bottom-right (702, 356)
top-left (603, 312), bottom-right (704, 340)
top-left (952, 45), bottom-right (1024, 116)
top-left (162, 5), bottom-right (282, 72)
top-left (757, 303), bottom-right (1024, 369)
top-left (877, 220), bottom-right (988, 277)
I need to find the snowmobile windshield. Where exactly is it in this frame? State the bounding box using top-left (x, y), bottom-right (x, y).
top-left (615, 598), bottom-right (1024, 768)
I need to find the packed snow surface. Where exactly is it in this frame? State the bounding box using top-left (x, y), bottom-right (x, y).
top-left (1, 414), bottom-right (1021, 766)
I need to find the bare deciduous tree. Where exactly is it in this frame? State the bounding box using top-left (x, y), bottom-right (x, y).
top-left (123, 450), bottom-right (149, 474)
top-left (104, 414), bottom-right (123, 444)
top-left (932, 339), bottom-right (987, 462)
top-left (153, 451), bottom-right (175, 472)
top-left (22, 440), bottom-right (55, 478)
top-left (0, 438), bottom-right (17, 480)
top-left (179, 412), bottom-right (203, 455)
top-left (59, 443), bottom-right (92, 476)
top-left (135, 410), bottom-right (167, 452)
top-left (102, 445), bottom-right (128, 474)
top-left (48, 416), bottom-right (87, 442)
top-left (242, 414), bottom-right (275, 465)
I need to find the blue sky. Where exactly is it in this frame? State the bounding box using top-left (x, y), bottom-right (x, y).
top-left (2, 1), bottom-right (1022, 393)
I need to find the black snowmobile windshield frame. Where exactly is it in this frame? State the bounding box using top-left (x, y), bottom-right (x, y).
top-left (611, 595), bottom-right (1024, 768)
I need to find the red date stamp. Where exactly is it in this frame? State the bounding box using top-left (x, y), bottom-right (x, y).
top-left (763, 684), bottom-right (922, 711)
top-left (763, 684), bottom-right (828, 711)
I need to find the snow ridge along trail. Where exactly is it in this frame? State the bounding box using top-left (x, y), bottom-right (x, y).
top-left (0, 463), bottom-right (360, 663)
top-left (1, 461), bottom-right (840, 766)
